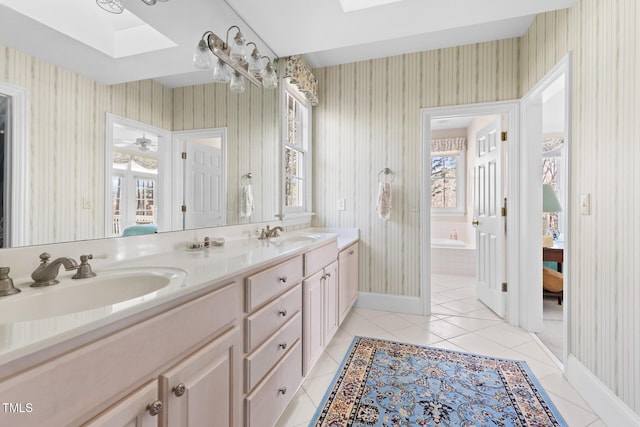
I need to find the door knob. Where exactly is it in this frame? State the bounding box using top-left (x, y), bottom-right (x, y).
top-left (472, 220), bottom-right (479, 226)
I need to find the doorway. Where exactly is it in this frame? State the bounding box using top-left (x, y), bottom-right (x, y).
top-left (429, 114), bottom-right (502, 318)
top-left (521, 55), bottom-right (571, 366)
top-left (421, 101), bottom-right (520, 325)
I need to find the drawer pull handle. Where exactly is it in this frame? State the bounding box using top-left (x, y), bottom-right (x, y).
top-left (278, 309), bottom-right (288, 317)
top-left (349, 250), bottom-right (354, 255)
top-left (278, 342), bottom-right (287, 350)
top-left (279, 276), bottom-right (288, 283)
top-left (325, 272), bottom-right (331, 278)
top-left (278, 387), bottom-right (287, 395)
top-left (147, 400), bottom-right (163, 416)
top-left (173, 383), bottom-right (186, 397)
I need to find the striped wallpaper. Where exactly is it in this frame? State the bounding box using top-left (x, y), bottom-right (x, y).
top-left (312, 40), bottom-right (519, 297)
top-left (520, 0), bottom-right (640, 414)
top-left (173, 83), bottom-right (279, 225)
top-left (0, 44), bottom-right (173, 246)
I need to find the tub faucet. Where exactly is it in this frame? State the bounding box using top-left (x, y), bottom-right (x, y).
top-left (31, 252), bottom-right (79, 287)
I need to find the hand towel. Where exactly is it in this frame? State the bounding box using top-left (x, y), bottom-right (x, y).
top-left (376, 182), bottom-right (392, 221)
top-left (240, 184), bottom-right (254, 218)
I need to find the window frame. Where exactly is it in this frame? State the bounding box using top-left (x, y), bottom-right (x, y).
top-left (430, 149), bottom-right (466, 216)
top-left (280, 80), bottom-right (312, 218)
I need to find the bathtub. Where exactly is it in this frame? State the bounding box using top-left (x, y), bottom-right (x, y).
top-left (431, 238), bottom-right (476, 276)
top-left (431, 238), bottom-right (466, 248)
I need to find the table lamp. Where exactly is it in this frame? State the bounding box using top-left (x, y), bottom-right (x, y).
top-left (542, 184), bottom-right (562, 247)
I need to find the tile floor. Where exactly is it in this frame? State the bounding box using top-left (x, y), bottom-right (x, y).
top-left (275, 274), bottom-right (605, 427)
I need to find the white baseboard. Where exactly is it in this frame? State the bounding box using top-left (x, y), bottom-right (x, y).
top-left (354, 292), bottom-right (422, 315)
top-left (567, 355), bottom-right (640, 426)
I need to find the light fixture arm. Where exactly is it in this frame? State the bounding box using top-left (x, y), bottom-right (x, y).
top-left (225, 25), bottom-right (242, 47)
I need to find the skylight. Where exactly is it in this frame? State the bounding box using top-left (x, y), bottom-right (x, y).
top-left (338, 0), bottom-right (402, 12)
top-left (0, 0), bottom-right (176, 58)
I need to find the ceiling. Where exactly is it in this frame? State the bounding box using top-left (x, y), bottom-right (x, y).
top-left (0, 0), bottom-right (574, 88)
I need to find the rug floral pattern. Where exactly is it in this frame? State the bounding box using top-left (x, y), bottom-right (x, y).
top-left (311, 337), bottom-right (566, 427)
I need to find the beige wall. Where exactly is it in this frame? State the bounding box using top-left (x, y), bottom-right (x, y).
top-left (312, 40), bottom-right (519, 297)
top-left (521, 0), bottom-right (640, 414)
top-left (0, 44), bottom-right (172, 245)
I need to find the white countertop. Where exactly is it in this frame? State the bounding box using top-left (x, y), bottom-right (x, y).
top-left (0, 228), bottom-right (356, 374)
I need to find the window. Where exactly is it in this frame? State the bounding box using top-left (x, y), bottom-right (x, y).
top-left (543, 156), bottom-right (561, 233)
top-left (283, 84), bottom-right (311, 214)
top-left (431, 151), bottom-right (465, 214)
top-left (110, 153), bottom-right (158, 236)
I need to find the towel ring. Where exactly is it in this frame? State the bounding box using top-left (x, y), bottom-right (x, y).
top-left (378, 168), bottom-right (394, 183)
top-left (241, 173), bottom-right (252, 184)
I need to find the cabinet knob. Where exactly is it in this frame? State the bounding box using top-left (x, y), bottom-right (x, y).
top-left (278, 309), bottom-right (287, 317)
top-left (349, 250), bottom-right (354, 255)
top-left (278, 275), bottom-right (287, 283)
top-left (173, 383), bottom-right (186, 397)
top-left (278, 387), bottom-right (287, 395)
top-left (278, 342), bottom-right (287, 350)
top-left (147, 400), bottom-right (163, 416)
top-left (325, 272), bottom-right (331, 278)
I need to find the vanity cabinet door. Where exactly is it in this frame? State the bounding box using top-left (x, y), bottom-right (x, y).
top-left (84, 381), bottom-right (160, 427)
top-left (323, 261), bottom-right (339, 345)
top-left (159, 326), bottom-right (241, 427)
top-left (339, 243), bottom-right (359, 325)
top-left (302, 270), bottom-right (324, 375)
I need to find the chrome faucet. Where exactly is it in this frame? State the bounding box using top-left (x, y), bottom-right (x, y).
top-left (31, 252), bottom-right (79, 287)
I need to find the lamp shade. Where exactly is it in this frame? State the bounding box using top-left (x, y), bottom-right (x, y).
top-left (543, 184), bottom-right (562, 213)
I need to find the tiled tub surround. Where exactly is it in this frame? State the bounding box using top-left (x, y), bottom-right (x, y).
top-left (430, 242), bottom-right (476, 276)
top-left (0, 224), bottom-right (357, 371)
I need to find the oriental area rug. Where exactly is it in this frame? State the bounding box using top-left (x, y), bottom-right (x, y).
top-left (310, 337), bottom-right (567, 427)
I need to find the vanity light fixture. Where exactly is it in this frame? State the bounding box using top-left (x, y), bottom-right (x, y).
top-left (193, 26), bottom-right (278, 91)
top-left (96, 0), bottom-right (168, 14)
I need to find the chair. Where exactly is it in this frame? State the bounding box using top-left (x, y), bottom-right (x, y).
top-left (122, 224), bottom-right (158, 236)
top-left (543, 266), bottom-right (563, 304)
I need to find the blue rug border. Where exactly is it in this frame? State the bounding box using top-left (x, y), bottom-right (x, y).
top-left (308, 335), bottom-right (568, 427)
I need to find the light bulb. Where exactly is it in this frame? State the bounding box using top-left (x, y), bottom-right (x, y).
top-left (193, 39), bottom-right (214, 70)
top-left (262, 63), bottom-right (278, 89)
top-left (230, 72), bottom-right (245, 93)
top-left (212, 59), bottom-right (231, 83)
top-left (229, 31), bottom-right (247, 65)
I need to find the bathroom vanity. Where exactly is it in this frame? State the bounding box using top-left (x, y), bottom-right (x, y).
top-left (0, 228), bottom-right (358, 426)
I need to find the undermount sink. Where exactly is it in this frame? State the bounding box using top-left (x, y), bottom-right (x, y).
top-left (269, 232), bottom-right (325, 244)
top-left (0, 268), bottom-right (187, 323)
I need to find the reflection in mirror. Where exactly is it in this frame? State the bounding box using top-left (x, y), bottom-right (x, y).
top-left (172, 129), bottom-right (227, 231)
top-left (105, 114), bottom-right (172, 238)
top-left (0, 94), bottom-right (7, 248)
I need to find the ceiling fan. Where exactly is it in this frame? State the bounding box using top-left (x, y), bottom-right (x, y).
top-left (135, 135), bottom-right (156, 152)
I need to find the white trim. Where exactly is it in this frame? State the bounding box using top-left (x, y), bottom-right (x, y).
top-left (421, 101), bottom-right (520, 323)
top-left (104, 114), bottom-right (172, 237)
top-left (354, 292), bottom-right (422, 315)
top-left (0, 81), bottom-right (28, 247)
top-left (519, 54), bottom-right (572, 357)
top-left (566, 355), bottom-right (640, 427)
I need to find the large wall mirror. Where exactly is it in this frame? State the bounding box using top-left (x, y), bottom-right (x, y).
top-left (0, 48), bottom-right (281, 249)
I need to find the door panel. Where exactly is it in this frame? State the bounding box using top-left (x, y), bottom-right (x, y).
top-left (474, 119), bottom-right (506, 318)
top-left (184, 140), bottom-right (225, 229)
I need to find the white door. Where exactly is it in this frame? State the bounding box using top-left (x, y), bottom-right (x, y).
top-left (184, 140), bottom-right (225, 229)
top-left (474, 119), bottom-right (506, 317)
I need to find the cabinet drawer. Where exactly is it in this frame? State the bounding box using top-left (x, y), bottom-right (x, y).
top-left (304, 241), bottom-right (337, 277)
top-left (245, 284), bottom-right (302, 353)
top-left (245, 341), bottom-right (302, 427)
top-left (245, 312), bottom-right (302, 392)
top-left (246, 256), bottom-right (303, 312)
